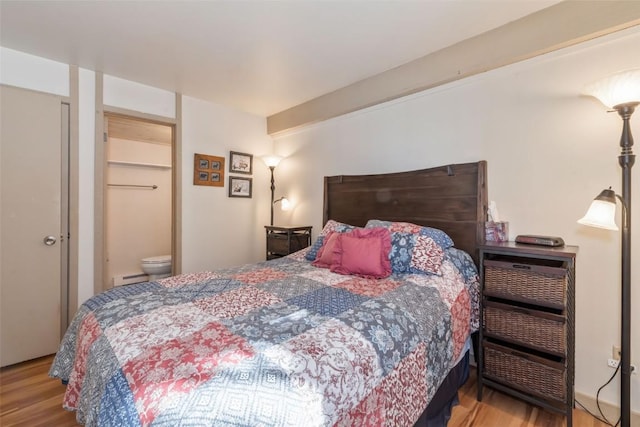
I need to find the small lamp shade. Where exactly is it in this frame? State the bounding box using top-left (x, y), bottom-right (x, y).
top-left (280, 197), bottom-right (291, 211)
top-left (273, 197), bottom-right (291, 211)
top-left (577, 188), bottom-right (619, 231)
top-left (584, 69), bottom-right (640, 108)
top-left (262, 155), bottom-right (283, 168)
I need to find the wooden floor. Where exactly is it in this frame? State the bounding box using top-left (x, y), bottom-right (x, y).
top-left (1, 355), bottom-right (608, 427)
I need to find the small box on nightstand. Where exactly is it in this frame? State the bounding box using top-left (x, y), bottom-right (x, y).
top-left (485, 221), bottom-right (509, 242)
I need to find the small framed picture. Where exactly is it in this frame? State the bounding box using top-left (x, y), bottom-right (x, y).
top-left (194, 153), bottom-right (225, 187)
top-left (229, 151), bottom-right (253, 175)
top-left (229, 176), bottom-right (252, 198)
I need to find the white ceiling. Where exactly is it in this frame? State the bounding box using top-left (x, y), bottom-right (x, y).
top-left (0, 0), bottom-right (560, 117)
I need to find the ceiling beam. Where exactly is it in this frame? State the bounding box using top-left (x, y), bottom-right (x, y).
top-left (267, 1), bottom-right (640, 135)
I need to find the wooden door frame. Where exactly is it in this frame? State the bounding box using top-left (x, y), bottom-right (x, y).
top-left (67, 67), bottom-right (79, 326)
top-left (93, 81), bottom-right (181, 293)
top-left (60, 101), bottom-right (70, 336)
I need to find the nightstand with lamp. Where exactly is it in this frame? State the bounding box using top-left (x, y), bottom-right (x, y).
top-left (262, 155), bottom-right (312, 260)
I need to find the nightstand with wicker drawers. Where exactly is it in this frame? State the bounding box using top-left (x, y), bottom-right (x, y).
top-left (477, 242), bottom-right (578, 426)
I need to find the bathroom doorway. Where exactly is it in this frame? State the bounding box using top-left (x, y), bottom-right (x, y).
top-left (104, 113), bottom-right (174, 287)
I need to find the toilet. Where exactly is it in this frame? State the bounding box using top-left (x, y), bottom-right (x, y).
top-left (141, 255), bottom-right (172, 281)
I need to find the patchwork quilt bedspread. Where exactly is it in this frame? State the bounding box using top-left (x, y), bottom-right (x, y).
top-left (50, 248), bottom-right (479, 427)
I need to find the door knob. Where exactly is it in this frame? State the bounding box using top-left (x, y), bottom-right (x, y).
top-left (43, 235), bottom-right (57, 246)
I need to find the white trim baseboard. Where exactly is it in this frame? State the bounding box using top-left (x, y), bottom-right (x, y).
top-left (574, 391), bottom-right (640, 425)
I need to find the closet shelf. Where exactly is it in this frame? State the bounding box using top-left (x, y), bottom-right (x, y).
top-left (108, 160), bottom-right (172, 169)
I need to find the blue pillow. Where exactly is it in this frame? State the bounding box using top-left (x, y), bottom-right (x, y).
top-left (305, 235), bottom-right (327, 261)
top-left (385, 232), bottom-right (445, 275)
top-left (365, 220), bottom-right (454, 249)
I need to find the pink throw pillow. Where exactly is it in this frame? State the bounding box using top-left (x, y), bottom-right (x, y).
top-left (312, 232), bottom-right (340, 268)
top-left (330, 227), bottom-right (392, 279)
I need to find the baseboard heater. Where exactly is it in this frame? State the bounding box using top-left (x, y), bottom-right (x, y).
top-left (113, 272), bottom-right (149, 287)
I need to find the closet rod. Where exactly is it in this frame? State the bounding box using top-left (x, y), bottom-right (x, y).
top-left (108, 184), bottom-right (158, 189)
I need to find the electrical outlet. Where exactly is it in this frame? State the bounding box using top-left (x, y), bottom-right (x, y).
top-left (607, 359), bottom-right (638, 374)
top-left (613, 345), bottom-right (621, 361)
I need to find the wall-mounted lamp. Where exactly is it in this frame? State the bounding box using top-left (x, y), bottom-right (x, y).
top-left (579, 68), bottom-right (640, 427)
top-left (262, 155), bottom-right (284, 226)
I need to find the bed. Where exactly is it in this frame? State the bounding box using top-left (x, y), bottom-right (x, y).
top-left (50, 160), bottom-right (488, 426)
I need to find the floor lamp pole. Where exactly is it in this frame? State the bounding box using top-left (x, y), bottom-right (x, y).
top-left (269, 166), bottom-right (275, 226)
top-left (617, 103), bottom-right (635, 427)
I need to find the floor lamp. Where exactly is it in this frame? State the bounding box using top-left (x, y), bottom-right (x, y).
top-left (262, 155), bottom-right (283, 226)
top-left (578, 69), bottom-right (640, 427)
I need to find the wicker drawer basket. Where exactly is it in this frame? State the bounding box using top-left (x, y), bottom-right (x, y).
top-left (484, 301), bottom-right (566, 355)
top-left (484, 259), bottom-right (567, 308)
top-left (484, 342), bottom-right (566, 402)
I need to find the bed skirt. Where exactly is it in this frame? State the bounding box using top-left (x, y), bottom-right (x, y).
top-left (413, 350), bottom-right (470, 427)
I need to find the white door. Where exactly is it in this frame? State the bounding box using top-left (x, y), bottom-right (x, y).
top-left (0, 85), bottom-right (66, 367)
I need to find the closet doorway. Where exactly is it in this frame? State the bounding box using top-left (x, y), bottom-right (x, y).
top-left (103, 114), bottom-right (174, 288)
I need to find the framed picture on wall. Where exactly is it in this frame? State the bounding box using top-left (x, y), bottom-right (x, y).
top-left (229, 151), bottom-right (253, 174)
top-left (229, 176), bottom-right (252, 198)
top-left (194, 153), bottom-right (225, 187)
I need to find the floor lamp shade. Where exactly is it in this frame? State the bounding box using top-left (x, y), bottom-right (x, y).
top-left (262, 155), bottom-right (282, 168)
top-left (584, 69), bottom-right (640, 109)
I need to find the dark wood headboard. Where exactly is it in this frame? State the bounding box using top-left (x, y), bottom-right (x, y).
top-left (323, 161), bottom-right (488, 265)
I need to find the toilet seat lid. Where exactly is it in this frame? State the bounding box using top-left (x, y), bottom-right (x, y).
top-left (142, 255), bottom-right (171, 264)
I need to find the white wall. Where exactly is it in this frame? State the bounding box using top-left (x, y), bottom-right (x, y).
top-left (104, 75), bottom-right (176, 119)
top-left (0, 47), bottom-right (69, 96)
top-left (181, 95), bottom-right (271, 273)
top-left (273, 26), bottom-right (640, 413)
